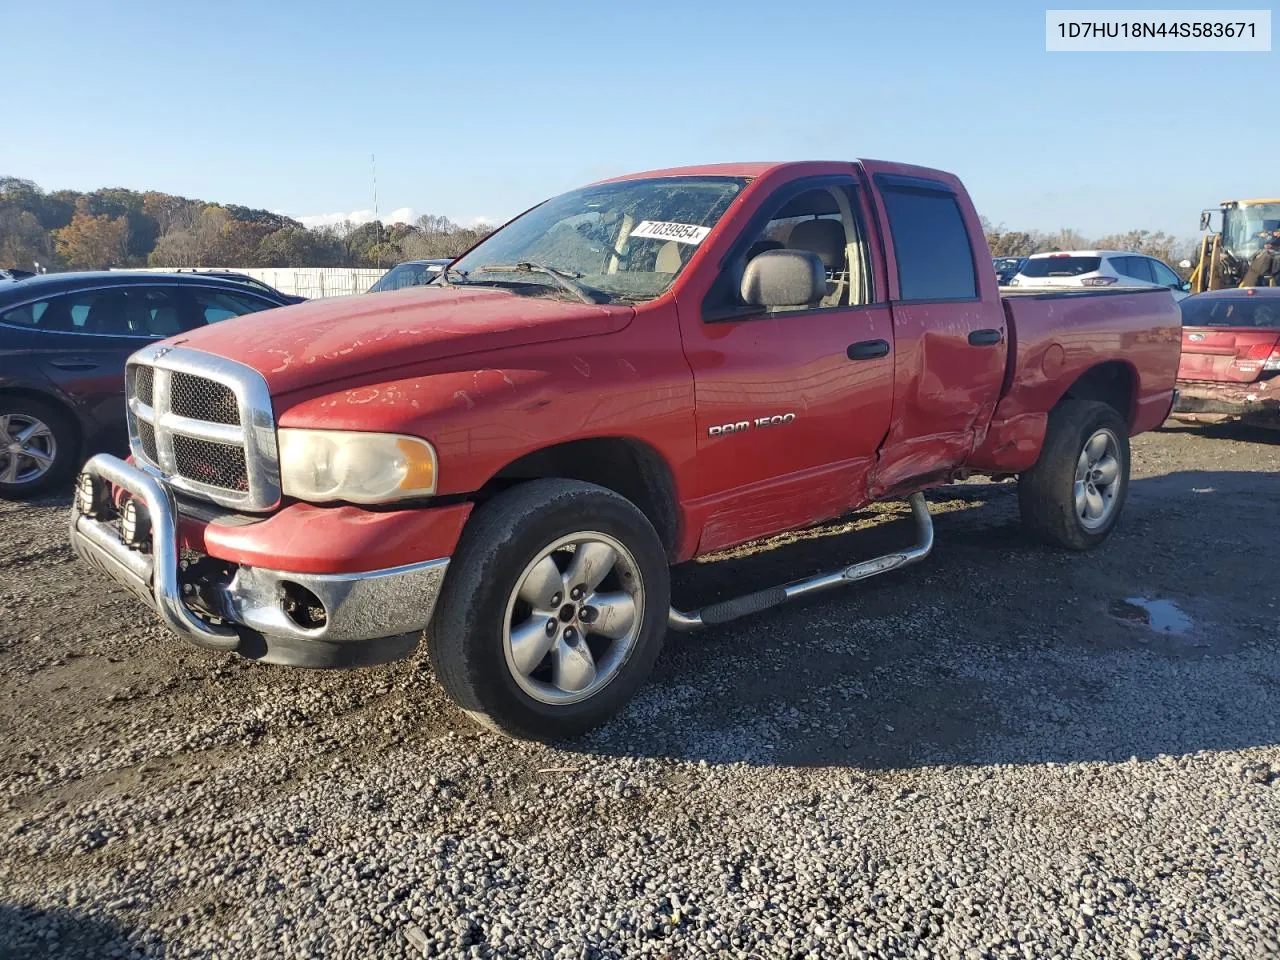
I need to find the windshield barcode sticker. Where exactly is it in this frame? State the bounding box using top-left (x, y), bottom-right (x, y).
top-left (630, 220), bottom-right (712, 245)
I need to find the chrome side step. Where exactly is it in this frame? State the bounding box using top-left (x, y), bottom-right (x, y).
top-left (667, 492), bottom-right (934, 632)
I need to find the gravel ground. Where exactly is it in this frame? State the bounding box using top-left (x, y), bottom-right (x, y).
top-left (2, 423), bottom-right (1278, 960)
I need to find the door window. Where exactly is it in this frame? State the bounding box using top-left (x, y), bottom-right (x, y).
top-left (0, 288), bottom-right (174, 336)
top-left (878, 183), bottom-right (977, 301)
top-left (705, 179), bottom-right (872, 318)
top-left (1115, 256), bottom-right (1155, 282)
top-left (182, 288), bottom-right (278, 328)
top-left (1149, 259), bottom-right (1182, 287)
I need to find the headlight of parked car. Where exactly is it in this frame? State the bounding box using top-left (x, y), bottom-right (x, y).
top-left (278, 429), bottom-right (437, 504)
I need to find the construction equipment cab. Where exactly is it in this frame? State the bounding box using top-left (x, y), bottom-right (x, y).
top-left (1190, 198), bottom-right (1280, 292)
top-left (70, 160), bottom-right (1182, 740)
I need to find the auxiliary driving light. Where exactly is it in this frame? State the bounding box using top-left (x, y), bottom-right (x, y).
top-left (120, 498), bottom-right (151, 548)
top-left (74, 472), bottom-right (110, 518)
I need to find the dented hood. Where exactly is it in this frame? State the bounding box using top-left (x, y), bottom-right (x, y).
top-left (165, 285), bottom-right (635, 394)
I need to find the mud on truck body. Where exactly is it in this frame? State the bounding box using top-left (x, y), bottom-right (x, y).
top-left (70, 160), bottom-right (1182, 739)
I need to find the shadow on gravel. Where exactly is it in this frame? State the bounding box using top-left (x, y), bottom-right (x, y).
top-left (1161, 420), bottom-right (1280, 445)
top-left (571, 469), bottom-right (1280, 771)
top-left (0, 903), bottom-right (149, 960)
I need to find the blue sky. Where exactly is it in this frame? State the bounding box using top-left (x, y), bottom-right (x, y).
top-left (4, 0), bottom-right (1275, 237)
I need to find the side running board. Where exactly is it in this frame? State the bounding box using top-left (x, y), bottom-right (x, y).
top-left (667, 492), bottom-right (934, 632)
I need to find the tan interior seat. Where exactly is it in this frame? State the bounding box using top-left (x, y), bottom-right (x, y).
top-left (787, 219), bottom-right (848, 307)
top-left (655, 241), bottom-right (682, 274)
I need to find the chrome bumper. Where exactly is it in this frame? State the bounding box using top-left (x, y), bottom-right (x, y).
top-left (69, 454), bottom-right (449, 667)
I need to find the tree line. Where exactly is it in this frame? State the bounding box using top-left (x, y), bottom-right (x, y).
top-left (0, 177), bottom-right (493, 273)
top-left (981, 217), bottom-right (1196, 273)
top-left (1, 175), bottom-right (1198, 275)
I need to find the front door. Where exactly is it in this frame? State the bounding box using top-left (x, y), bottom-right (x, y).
top-left (677, 175), bottom-right (895, 552)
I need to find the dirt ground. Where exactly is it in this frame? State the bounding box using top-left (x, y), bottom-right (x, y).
top-left (1, 422), bottom-right (1277, 959)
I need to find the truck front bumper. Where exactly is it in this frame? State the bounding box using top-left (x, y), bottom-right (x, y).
top-left (69, 454), bottom-right (450, 667)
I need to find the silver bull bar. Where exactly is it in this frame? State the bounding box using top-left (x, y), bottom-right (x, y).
top-left (69, 453), bottom-right (241, 651)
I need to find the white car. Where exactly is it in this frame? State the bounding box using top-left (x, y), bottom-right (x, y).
top-left (1009, 250), bottom-right (1190, 301)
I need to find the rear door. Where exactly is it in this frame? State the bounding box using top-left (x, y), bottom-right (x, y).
top-left (860, 164), bottom-right (1008, 492)
top-left (1178, 295), bottom-right (1280, 382)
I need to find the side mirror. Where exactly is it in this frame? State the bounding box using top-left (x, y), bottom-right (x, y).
top-left (1181, 281), bottom-right (1192, 292)
top-left (740, 249), bottom-right (825, 309)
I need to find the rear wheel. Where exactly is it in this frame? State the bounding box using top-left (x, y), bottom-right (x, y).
top-left (0, 398), bottom-right (78, 500)
top-left (1018, 400), bottom-right (1130, 550)
top-left (427, 479), bottom-right (670, 740)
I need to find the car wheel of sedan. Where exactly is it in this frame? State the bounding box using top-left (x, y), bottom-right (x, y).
top-left (427, 479), bottom-right (670, 740)
top-left (0, 398), bottom-right (77, 500)
top-left (1018, 399), bottom-right (1130, 551)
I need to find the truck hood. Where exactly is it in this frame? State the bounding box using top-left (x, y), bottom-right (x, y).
top-left (166, 286), bottom-right (635, 394)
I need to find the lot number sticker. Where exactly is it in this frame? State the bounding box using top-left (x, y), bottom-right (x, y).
top-left (631, 220), bottom-right (712, 245)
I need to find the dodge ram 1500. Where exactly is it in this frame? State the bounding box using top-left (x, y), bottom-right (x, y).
top-left (70, 160), bottom-right (1181, 739)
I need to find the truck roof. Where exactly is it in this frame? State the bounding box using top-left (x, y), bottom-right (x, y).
top-left (592, 159), bottom-right (957, 185)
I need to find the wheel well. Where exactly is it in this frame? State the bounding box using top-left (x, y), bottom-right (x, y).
top-left (0, 388), bottom-right (82, 444)
top-left (1058, 362), bottom-right (1136, 427)
top-left (479, 438), bottom-right (680, 557)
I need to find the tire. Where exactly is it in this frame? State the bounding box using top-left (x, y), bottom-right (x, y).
top-left (1018, 399), bottom-right (1131, 551)
top-left (0, 397), bottom-right (79, 500)
top-left (427, 479), bottom-right (670, 740)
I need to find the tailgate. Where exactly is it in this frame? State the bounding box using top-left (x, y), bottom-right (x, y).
top-left (1179, 326), bottom-right (1280, 383)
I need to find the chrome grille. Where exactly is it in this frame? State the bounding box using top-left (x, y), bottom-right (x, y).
top-left (170, 372), bottom-right (240, 425)
top-left (136, 420), bottom-right (158, 463)
top-left (172, 436), bottom-right (250, 492)
top-left (132, 366), bottom-right (154, 406)
top-left (125, 346), bottom-right (280, 511)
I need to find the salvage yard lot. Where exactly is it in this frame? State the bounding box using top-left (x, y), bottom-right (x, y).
top-left (2, 425), bottom-right (1278, 960)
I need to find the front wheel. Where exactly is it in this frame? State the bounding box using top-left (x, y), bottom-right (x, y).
top-left (1018, 400), bottom-right (1131, 550)
top-left (427, 479), bottom-right (670, 740)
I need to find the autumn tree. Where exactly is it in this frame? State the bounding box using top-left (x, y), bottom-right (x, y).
top-left (53, 212), bottom-right (128, 269)
top-left (256, 226), bottom-right (341, 267)
top-left (0, 210), bottom-right (56, 270)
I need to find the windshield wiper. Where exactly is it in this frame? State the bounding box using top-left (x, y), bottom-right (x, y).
top-left (475, 262), bottom-right (596, 304)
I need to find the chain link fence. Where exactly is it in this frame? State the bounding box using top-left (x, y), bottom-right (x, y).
top-left (128, 267), bottom-right (387, 299)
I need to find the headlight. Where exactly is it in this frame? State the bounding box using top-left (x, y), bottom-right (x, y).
top-left (278, 429), bottom-right (437, 504)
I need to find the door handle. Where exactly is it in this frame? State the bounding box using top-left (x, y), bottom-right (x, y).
top-left (47, 358), bottom-right (100, 370)
top-left (968, 329), bottom-right (1003, 346)
top-left (847, 339), bottom-right (890, 360)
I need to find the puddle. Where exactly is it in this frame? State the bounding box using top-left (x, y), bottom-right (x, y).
top-left (1109, 597), bottom-right (1194, 635)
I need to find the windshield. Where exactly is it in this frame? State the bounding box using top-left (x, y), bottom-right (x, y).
top-left (447, 176), bottom-right (746, 303)
top-left (1222, 203), bottom-right (1280, 262)
top-left (1180, 296), bottom-right (1280, 329)
top-left (1020, 256), bottom-right (1101, 277)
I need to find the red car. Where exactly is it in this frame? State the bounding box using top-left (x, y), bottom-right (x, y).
top-left (70, 159), bottom-right (1181, 739)
top-left (1172, 288), bottom-right (1280, 427)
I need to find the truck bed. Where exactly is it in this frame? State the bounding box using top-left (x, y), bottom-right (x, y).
top-left (966, 286), bottom-right (1183, 473)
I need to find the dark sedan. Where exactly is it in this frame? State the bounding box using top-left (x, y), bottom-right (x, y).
top-left (0, 271), bottom-right (295, 498)
top-left (367, 259), bottom-right (452, 293)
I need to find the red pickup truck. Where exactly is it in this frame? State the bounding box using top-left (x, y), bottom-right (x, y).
top-left (70, 160), bottom-right (1181, 739)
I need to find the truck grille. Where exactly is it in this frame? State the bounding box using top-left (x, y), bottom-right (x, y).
top-left (125, 347), bottom-right (280, 511)
top-left (170, 372), bottom-right (241, 426)
top-left (132, 366), bottom-right (154, 406)
top-left (172, 435), bottom-right (250, 492)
